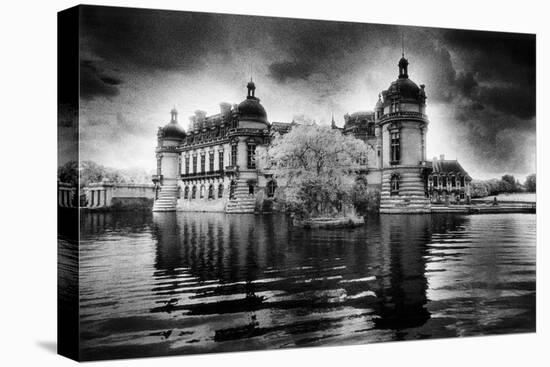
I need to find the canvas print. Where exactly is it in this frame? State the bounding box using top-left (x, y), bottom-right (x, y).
top-left (57, 5), bottom-right (536, 361)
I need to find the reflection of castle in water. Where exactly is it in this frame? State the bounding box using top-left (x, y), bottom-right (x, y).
top-left (150, 212), bottom-right (438, 334)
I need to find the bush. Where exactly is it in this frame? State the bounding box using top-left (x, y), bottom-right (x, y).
top-left (351, 176), bottom-right (380, 214)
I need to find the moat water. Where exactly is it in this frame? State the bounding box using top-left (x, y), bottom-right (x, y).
top-left (61, 212), bottom-right (536, 360)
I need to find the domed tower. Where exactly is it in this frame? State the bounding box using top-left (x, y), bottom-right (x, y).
top-left (237, 79), bottom-right (268, 127)
top-left (378, 54), bottom-right (430, 213)
top-left (153, 108), bottom-right (185, 212)
top-left (224, 80), bottom-right (271, 213)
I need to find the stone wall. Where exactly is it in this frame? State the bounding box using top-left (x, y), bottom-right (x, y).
top-left (58, 181), bottom-right (77, 208)
top-left (84, 182), bottom-right (155, 210)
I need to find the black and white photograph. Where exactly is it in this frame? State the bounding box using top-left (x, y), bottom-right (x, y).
top-left (54, 4), bottom-right (540, 362)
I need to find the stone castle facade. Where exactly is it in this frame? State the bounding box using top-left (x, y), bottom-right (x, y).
top-left (153, 55), bottom-right (471, 213)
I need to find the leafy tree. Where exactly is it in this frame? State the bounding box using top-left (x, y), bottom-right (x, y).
top-left (470, 180), bottom-right (489, 198)
top-left (57, 160), bottom-right (79, 186)
top-left (524, 174), bottom-right (536, 192)
top-left (58, 160), bottom-right (153, 188)
top-left (351, 175), bottom-right (380, 214)
top-left (262, 125), bottom-right (368, 218)
top-left (501, 174), bottom-right (517, 193)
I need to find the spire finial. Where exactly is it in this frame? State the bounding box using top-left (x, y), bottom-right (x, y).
top-left (398, 35), bottom-right (409, 79)
top-left (246, 77), bottom-right (256, 99)
top-left (170, 106), bottom-right (178, 122)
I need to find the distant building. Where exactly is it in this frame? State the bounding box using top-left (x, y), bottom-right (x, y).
top-left (153, 54), bottom-right (471, 213)
top-left (427, 155), bottom-right (472, 204)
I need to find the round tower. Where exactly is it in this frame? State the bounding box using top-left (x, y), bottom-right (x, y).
top-left (378, 54), bottom-right (430, 213)
top-left (153, 108), bottom-right (185, 211)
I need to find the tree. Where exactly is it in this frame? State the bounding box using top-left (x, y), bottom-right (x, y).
top-left (351, 175), bottom-right (380, 214)
top-left (501, 174), bottom-right (517, 193)
top-left (262, 125), bottom-right (368, 218)
top-left (524, 174), bottom-right (536, 192)
top-left (470, 180), bottom-right (489, 198)
top-left (57, 160), bottom-right (79, 186)
top-left (58, 160), bottom-right (154, 188)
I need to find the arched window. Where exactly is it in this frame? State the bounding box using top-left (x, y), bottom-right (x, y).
top-left (218, 184), bottom-right (224, 198)
top-left (267, 180), bottom-right (277, 198)
top-left (229, 180), bottom-right (237, 199)
top-left (184, 186), bottom-right (189, 199)
top-left (200, 185), bottom-right (205, 198)
top-left (390, 174), bottom-right (399, 196)
top-left (208, 184), bottom-right (214, 199)
top-left (191, 185), bottom-right (197, 199)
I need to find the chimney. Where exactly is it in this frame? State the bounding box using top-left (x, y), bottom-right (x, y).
top-left (440, 154), bottom-right (445, 161)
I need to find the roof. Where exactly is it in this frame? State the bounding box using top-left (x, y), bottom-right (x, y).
top-left (162, 121), bottom-right (186, 140)
top-left (271, 121), bottom-right (296, 134)
top-left (432, 159), bottom-right (470, 178)
top-left (237, 97), bottom-right (268, 124)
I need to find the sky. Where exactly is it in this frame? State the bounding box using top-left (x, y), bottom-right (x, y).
top-left (61, 5), bottom-right (536, 180)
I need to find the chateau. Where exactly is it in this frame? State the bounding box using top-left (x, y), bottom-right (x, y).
top-left (152, 55), bottom-right (471, 213)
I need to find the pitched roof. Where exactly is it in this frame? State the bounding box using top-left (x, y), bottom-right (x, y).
top-left (432, 159), bottom-right (470, 177)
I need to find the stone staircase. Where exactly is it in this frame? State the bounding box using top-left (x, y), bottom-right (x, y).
top-left (225, 179), bottom-right (256, 214)
top-left (152, 185), bottom-right (178, 212)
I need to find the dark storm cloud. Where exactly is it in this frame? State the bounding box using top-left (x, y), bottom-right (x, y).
top-left (269, 61), bottom-right (313, 82)
top-left (80, 5), bottom-right (232, 72)
top-left (80, 60), bottom-right (122, 100)
top-left (443, 29), bottom-right (535, 120)
top-left (264, 20), bottom-right (400, 85)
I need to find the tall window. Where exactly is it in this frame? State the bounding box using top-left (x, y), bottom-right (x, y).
top-left (209, 152), bottom-right (214, 172)
top-left (247, 144), bottom-right (256, 169)
top-left (184, 186), bottom-right (189, 199)
top-left (185, 157), bottom-right (189, 174)
top-left (460, 176), bottom-right (465, 186)
top-left (192, 156), bottom-right (197, 173)
top-left (208, 185), bottom-right (214, 199)
top-left (433, 176), bottom-right (439, 187)
top-left (191, 185), bottom-right (197, 199)
top-left (218, 150), bottom-right (224, 171)
top-left (231, 144), bottom-right (238, 166)
top-left (390, 131), bottom-right (401, 164)
top-left (442, 177), bottom-right (447, 188)
top-left (200, 154), bottom-right (205, 173)
top-left (200, 185), bottom-right (205, 198)
top-left (451, 176), bottom-right (456, 187)
top-left (267, 180), bottom-right (277, 198)
top-left (390, 174), bottom-right (399, 196)
top-left (218, 184), bottom-right (224, 198)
